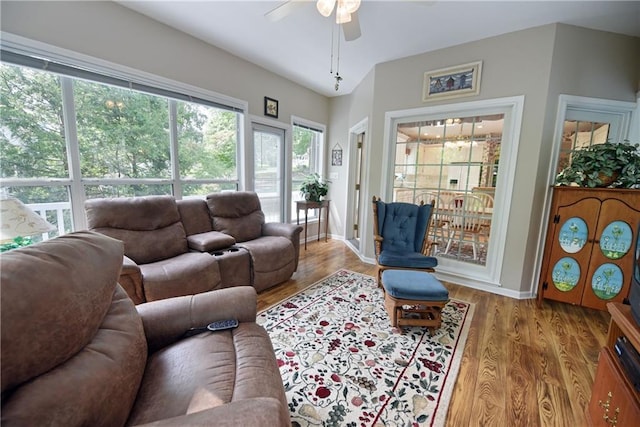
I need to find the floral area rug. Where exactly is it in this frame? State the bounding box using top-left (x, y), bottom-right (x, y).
top-left (257, 269), bottom-right (475, 427)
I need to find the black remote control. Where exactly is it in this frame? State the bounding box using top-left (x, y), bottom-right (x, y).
top-left (184, 319), bottom-right (239, 337)
top-left (207, 319), bottom-right (239, 331)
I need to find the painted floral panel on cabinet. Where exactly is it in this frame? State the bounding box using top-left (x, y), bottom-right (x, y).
top-left (538, 187), bottom-right (640, 311)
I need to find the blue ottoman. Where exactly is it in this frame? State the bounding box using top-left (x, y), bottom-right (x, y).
top-left (381, 270), bottom-right (449, 333)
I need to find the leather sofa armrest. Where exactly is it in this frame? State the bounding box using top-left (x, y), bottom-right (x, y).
top-left (187, 231), bottom-right (236, 252)
top-left (122, 254), bottom-right (140, 273)
top-left (131, 398), bottom-right (289, 427)
top-left (136, 286), bottom-right (257, 353)
top-left (119, 255), bottom-right (145, 305)
top-left (263, 222), bottom-right (303, 271)
top-left (262, 222), bottom-right (303, 240)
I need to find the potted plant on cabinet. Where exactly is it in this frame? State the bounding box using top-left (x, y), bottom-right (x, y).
top-left (555, 141), bottom-right (640, 188)
top-left (299, 173), bottom-right (330, 202)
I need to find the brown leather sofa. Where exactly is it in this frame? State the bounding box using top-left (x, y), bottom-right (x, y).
top-left (85, 192), bottom-right (302, 303)
top-left (0, 231), bottom-right (290, 426)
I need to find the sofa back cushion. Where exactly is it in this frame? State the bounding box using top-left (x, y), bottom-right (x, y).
top-left (85, 195), bottom-right (188, 264)
top-left (176, 198), bottom-right (213, 236)
top-left (207, 192), bottom-right (265, 242)
top-left (1, 231), bottom-right (147, 426)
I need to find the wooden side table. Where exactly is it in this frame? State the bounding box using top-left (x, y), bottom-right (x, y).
top-left (296, 200), bottom-right (330, 250)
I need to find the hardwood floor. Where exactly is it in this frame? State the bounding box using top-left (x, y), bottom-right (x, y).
top-left (258, 239), bottom-right (611, 426)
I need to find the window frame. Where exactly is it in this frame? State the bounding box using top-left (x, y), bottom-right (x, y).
top-left (382, 96), bottom-right (525, 290)
top-left (291, 116), bottom-right (326, 222)
top-left (1, 33), bottom-right (247, 231)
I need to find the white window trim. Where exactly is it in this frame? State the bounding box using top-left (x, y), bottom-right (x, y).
top-left (382, 96), bottom-right (525, 295)
top-left (546, 95), bottom-right (635, 188)
top-left (291, 115), bottom-right (327, 180)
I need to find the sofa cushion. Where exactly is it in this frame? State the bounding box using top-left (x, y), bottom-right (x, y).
top-left (126, 323), bottom-right (287, 425)
top-left (141, 252), bottom-right (222, 301)
top-left (92, 223), bottom-right (189, 265)
top-left (1, 232), bottom-right (147, 427)
top-left (207, 192), bottom-right (265, 242)
top-left (177, 198), bottom-right (214, 236)
top-left (85, 196), bottom-right (188, 264)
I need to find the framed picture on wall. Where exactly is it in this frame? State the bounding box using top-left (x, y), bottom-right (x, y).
top-left (422, 61), bottom-right (482, 102)
top-left (264, 96), bottom-right (279, 118)
top-left (331, 144), bottom-right (343, 166)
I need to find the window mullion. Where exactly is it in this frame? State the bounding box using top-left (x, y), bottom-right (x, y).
top-left (168, 100), bottom-right (181, 198)
top-left (60, 77), bottom-right (86, 231)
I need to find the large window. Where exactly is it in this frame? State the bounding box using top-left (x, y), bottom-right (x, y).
top-left (1, 57), bottom-right (242, 235)
top-left (385, 96), bottom-right (525, 289)
top-left (393, 114), bottom-right (504, 266)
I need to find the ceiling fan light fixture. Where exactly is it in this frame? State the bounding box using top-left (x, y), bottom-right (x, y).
top-left (343, 0), bottom-right (361, 14)
top-left (316, 0), bottom-right (336, 17)
top-left (336, 2), bottom-right (352, 24)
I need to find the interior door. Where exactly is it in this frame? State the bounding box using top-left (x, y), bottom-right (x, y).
top-left (252, 123), bottom-right (285, 222)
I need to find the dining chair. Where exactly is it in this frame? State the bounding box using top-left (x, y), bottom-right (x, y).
top-left (372, 196), bottom-right (438, 286)
top-left (472, 192), bottom-right (494, 237)
top-left (444, 194), bottom-right (487, 260)
top-left (415, 191), bottom-right (451, 252)
top-left (473, 191), bottom-right (494, 209)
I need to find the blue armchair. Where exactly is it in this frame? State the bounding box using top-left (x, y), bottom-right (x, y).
top-left (372, 196), bottom-right (438, 286)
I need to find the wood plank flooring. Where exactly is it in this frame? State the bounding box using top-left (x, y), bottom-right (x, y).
top-left (258, 239), bottom-right (611, 426)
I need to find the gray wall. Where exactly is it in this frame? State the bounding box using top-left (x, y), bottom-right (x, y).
top-left (326, 68), bottom-right (375, 244)
top-left (327, 23), bottom-right (639, 293)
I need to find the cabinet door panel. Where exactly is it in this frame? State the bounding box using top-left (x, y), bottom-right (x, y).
top-left (582, 199), bottom-right (640, 310)
top-left (541, 198), bottom-right (600, 305)
top-left (587, 348), bottom-right (640, 426)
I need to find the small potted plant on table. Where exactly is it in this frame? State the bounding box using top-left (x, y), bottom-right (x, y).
top-left (299, 173), bottom-right (330, 202)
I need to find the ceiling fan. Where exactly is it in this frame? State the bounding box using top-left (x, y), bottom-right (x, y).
top-left (265, 0), bottom-right (362, 41)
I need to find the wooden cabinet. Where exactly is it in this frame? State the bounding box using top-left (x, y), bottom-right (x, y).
top-left (537, 187), bottom-right (640, 311)
top-left (586, 303), bottom-right (640, 426)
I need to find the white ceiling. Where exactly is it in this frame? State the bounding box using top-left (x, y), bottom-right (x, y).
top-left (119, 1), bottom-right (640, 97)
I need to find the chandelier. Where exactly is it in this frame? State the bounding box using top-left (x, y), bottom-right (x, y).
top-left (317, 0), bottom-right (361, 24)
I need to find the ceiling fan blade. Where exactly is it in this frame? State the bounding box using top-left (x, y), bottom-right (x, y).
top-left (342, 10), bottom-right (361, 41)
top-left (265, 0), bottom-right (305, 22)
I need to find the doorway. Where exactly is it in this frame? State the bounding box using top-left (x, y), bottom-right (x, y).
top-left (346, 119), bottom-right (368, 253)
top-left (532, 95), bottom-right (636, 294)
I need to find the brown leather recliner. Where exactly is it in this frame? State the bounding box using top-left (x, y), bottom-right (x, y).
top-left (206, 191), bottom-right (303, 293)
top-left (0, 231), bottom-right (290, 426)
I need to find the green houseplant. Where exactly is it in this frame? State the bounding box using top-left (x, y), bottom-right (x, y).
top-left (555, 141), bottom-right (640, 188)
top-left (299, 173), bottom-right (329, 202)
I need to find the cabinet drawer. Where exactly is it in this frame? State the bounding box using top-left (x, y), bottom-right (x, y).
top-left (588, 347), bottom-right (640, 426)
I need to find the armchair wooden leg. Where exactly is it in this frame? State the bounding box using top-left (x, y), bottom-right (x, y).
top-left (384, 293), bottom-right (398, 327)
